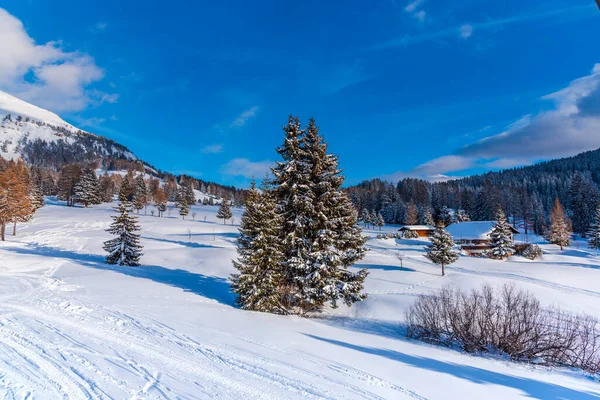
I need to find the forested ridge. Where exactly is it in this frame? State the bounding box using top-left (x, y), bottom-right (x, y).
top-left (347, 148), bottom-right (600, 235)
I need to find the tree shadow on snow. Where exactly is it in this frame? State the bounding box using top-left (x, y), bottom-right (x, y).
top-left (314, 316), bottom-right (404, 340)
top-left (2, 244), bottom-right (235, 305)
top-left (304, 334), bottom-right (599, 400)
top-left (141, 236), bottom-right (225, 249)
top-left (360, 264), bottom-right (416, 272)
top-left (169, 232), bottom-right (239, 239)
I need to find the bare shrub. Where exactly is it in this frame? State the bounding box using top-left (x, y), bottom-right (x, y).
top-left (406, 284), bottom-right (600, 373)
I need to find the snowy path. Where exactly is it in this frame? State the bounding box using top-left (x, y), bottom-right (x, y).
top-left (0, 202), bottom-right (599, 399)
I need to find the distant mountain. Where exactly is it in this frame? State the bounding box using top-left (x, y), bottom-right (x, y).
top-left (0, 90), bottom-right (139, 169)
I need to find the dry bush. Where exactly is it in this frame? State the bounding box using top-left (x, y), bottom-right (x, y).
top-left (406, 284), bottom-right (600, 373)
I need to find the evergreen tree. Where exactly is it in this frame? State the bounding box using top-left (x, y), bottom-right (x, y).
top-left (405, 200), bottom-right (419, 225)
top-left (104, 201), bottom-right (143, 266)
top-left (272, 117), bottom-right (367, 314)
top-left (489, 207), bottom-right (515, 260)
top-left (455, 209), bottom-right (471, 223)
top-left (103, 198), bottom-right (143, 266)
top-left (425, 224), bottom-right (459, 276)
top-left (421, 207), bottom-right (435, 226)
top-left (369, 210), bottom-right (377, 229)
top-left (438, 206), bottom-right (453, 226)
top-left (216, 199), bottom-right (232, 224)
top-left (568, 173), bottom-right (596, 235)
top-left (177, 186), bottom-right (190, 219)
top-left (587, 203), bottom-right (600, 252)
top-left (185, 183), bottom-right (196, 205)
top-left (132, 175), bottom-right (148, 213)
top-left (231, 179), bottom-right (284, 312)
top-left (360, 208), bottom-right (370, 228)
top-left (29, 179), bottom-right (44, 211)
top-left (376, 212), bottom-right (385, 230)
top-left (546, 197), bottom-right (571, 250)
top-left (74, 167), bottom-right (101, 207)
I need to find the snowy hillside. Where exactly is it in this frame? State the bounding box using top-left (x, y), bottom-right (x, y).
top-left (0, 200), bottom-right (599, 399)
top-left (0, 90), bottom-right (137, 166)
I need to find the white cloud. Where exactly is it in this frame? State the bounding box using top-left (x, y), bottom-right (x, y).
top-left (404, 0), bottom-right (426, 22)
top-left (382, 155), bottom-right (473, 182)
top-left (373, 4), bottom-right (594, 49)
top-left (482, 158), bottom-right (532, 169)
top-left (404, 0), bottom-right (424, 13)
top-left (221, 158), bottom-right (273, 179)
top-left (413, 10), bottom-right (426, 23)
top-left (459, 24), bottom-right (473, 39)
top-left (230, 106), bottom-right (259, 128)
top-left (458, 64), bottom-right (600, 160)
top-left (89, 22), bottom-right (107, 33)
top-left (381, 63), bottom-right (600, 183)
top-left (0, 8), bottom-right (115, 113)
top-left (201, 144), bottom-right (223, 154)
top-left (75, 116), bottom-right (106, 127)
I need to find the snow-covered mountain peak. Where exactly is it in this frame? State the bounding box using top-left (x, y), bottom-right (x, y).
top-left (0, 90), bottom-right (80, 133)
top-left (0, 89), bottom-right (137, 166)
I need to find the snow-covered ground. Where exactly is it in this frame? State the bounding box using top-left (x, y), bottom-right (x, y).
top-left (0, 200), bottom-right (599, 399)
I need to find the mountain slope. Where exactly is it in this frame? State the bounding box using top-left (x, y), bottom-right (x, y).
top-left (0, 90), bottom-right (137, 168)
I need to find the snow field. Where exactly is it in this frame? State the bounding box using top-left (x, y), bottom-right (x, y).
top-left (0, 200), bottom-right (599, 399)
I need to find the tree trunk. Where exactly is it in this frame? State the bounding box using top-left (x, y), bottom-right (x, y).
top-left (442, 263), bottom-right (445, 276)
top-left (1, 222), bottom-right (5, 241)
top-left (13, 221), bottom-right (16, 236)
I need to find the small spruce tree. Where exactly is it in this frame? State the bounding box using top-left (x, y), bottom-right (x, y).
top-left (103, 194), bottom-right (143, 266)
top-left (376, 212), bottom-right (385, 231)
top-left (29, 181), bottom-right (44, 211)
top-left (421, 207), bottom-right (435, 226)
top-left (489, 207), bottom-right (515, 260)
top-left (360, 209), bottom-right (370, 228)
top-left (175, 184), bottom-right (191, 219)
top-left (216, 199), bottom-right (232, 224)
top-left (425, 224), bottom-right (459, 276)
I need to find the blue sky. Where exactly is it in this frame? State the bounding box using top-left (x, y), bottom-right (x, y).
top-left (1, 1), bottom-right (599, 187)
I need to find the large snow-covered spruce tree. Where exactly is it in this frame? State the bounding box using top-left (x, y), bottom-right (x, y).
top-left (425, 224), bottom-right (459, 276)
top-left (103, 186), bottom-right (143, 266)
top-left (272, 117), bottom-right (368, 314)
top-left (231, 179), bottom-right (284, 312)
top-left (489, 207), bottom-right (515, 260)
top-left (74, 167), bottom-right (101, 207)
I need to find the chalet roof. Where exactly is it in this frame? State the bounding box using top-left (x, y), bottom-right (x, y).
top-left (397, 225), bottom-right (436, 231)
top-left (446, 221), bottom-right (519, 240)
